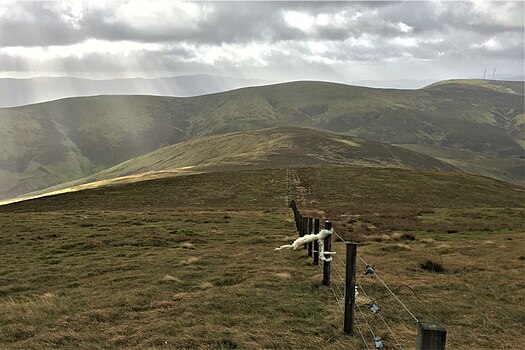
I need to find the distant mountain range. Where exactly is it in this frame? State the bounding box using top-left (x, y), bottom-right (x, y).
top-left (0, 79), bottom-right (523, 200)
top-left (0, 74), bottom-right (272, 108)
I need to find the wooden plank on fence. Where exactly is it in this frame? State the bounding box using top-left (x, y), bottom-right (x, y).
top-left (416, 322), bottom-right (446, 350)
top-left (343, 243), bottom-right (357, 335)
top-left (313, 219), bottom-right (320, 265)
top-left (322, 221), bottom-right (332, 286)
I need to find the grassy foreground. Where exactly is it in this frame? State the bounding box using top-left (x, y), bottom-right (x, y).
top-left (0, 167), bottom-right (523, 349)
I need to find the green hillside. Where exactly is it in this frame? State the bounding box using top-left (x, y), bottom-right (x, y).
top-left (2, 167), bottom-right (522, 212)
top-left (397, 143), bottom-right (524, 184)
top-left (81, 127), bottom-right (457, 180)
top-left (1, 79), bottom-right (523, 198)
top-left (1, 127), bottom-right (457, 205)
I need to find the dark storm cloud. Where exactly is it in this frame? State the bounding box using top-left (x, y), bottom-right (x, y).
top-left (0, 1), bottom-right (523, 81)
top-left (0, 2), bottom-right (84, 46)
top-left (2, 1), bottom-right (521, 46)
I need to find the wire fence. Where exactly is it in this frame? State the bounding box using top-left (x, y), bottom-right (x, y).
top-left (288, 200), bottom-right (446, 350)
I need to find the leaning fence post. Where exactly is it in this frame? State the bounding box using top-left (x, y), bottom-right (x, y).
top-left (313, 219), bottom-right (320, 265)
top-left (343, 242), bottom-right (357, 335)
top-left (302, 216), bottom-right (308, 249)
top-left (297, 212), bottom-right (302, 235)
top-left (307, 217), bottom-right (313, 257)
top-left (322, 221), bottom-right (332, 286)
top-left (416, 322), bottom-right (447, 350)
top-left (289, 200), bottom-right (298, 230)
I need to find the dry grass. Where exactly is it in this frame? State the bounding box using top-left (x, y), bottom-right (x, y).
top-left (0, 209), bottom-right (363, 349)
top-left (0, 167), bottom-right (523, 349)
top-left (339, 231), bottom-right (525, 349)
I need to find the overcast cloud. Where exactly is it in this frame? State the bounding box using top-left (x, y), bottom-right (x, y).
top-left (0, 0), bottom-right (523, 84)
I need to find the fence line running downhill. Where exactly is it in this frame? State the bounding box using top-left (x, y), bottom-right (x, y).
top-left (287, 200), bottom-right (447, 350)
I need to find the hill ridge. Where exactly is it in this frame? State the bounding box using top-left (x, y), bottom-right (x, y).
top-left (0, 127), bottom-right (459, 205)
top-left (0, 79), bottom-right (523, 198)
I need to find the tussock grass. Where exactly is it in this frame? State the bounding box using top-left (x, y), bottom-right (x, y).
top-left (420, 259), bottom-right (445, 272)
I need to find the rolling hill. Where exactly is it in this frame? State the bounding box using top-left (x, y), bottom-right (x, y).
top-left (0, 79), bottom-right (523, 199)
top-left (0, 127), bottom-right (458, 204)
top-left (0, 74), bottom-right (271, 108)
top-left (85, 127), bottom-right (458, 179)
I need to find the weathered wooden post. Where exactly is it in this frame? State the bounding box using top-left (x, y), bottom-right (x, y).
top-left (313, 218), bottom-right (320, 265)
top-left (289, 200), bottom-right (298, 230)
top-left (343, 242), bottom-right (357, 335)
top-left (416, 322), bottom-right (446, 350)
top-left (322, 221), bottom-right (332, 286)
top-left (297, 211), bottom-right (303, 237)
top-left (307, 217), bottom-right (313, 257)
top-left (302, 216), bottom-right (308, 249)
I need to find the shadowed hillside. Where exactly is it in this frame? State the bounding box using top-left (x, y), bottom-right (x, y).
top-left (1, 79), bottom-right (523, 198)
top-left (1, 127), bottom-right (458, 205)
top-left (85, 127), bottom-right (457, 179)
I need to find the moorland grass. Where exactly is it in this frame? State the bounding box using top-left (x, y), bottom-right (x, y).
top-left (0, 167), bottom-right (523, 349)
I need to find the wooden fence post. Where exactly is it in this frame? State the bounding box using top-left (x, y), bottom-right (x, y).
top-left (313, 219), bottom-right (320, 265)
top-left (297, 210), bottom-right (303, 237)
top-left (308, 217), bottom-right (313, 257)
top-left (322, 221), bottom-right (332, 286)
top-left (289, 200), bottom-right (298, 231)
top-left (416, 322), bottom-right (446, 350)
top-left (343, 242), bottom-right (357, 335)
top-left (302, 217), bottom-right (308, 249)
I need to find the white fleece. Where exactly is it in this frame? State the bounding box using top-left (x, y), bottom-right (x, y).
top-left (275, 228), bottom-right (336, 262)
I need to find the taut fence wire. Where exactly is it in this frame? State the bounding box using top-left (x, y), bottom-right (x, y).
top-left (286, 200), bottom-right (447, 350)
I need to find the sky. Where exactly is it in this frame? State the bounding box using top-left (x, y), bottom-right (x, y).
top-left (0, 0), bottom-right (524, 84)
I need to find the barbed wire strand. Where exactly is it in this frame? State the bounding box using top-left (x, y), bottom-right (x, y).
top-left (356, 301), bottom-right (376, 340)
top-left (312, 238), bottom-right (368, 350)
top-left (334, 251), bottom-right (347, 268)
top-left (332, 230), bottom-right (347, 243)
top-left (330, 271), bottom-right (345, 298)
top-left (354, 317), bottom-right (371, 350)
top-left (289, 207), bottom-right (412, 349)
top-left (331, 261), bottom-right (346, 283)
top-left (329, 283), bottom-right (344, 314)
top-left (320, 261), bottom-right (342, 310)
top-left (321, 266), bottom-right (370, 350)
top-left (357, 253), bottom-right (419, 324)
top-left (331, 270), bottom-right (371, 350)
top-left (377, 312), bottom-right (404, 350)
top-left (358, 283), bottom-right (405, 350)
top-left (324, 243), bottom-right (394, 350)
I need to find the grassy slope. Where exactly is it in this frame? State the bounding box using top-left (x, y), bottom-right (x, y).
top-left (397, 143), bottom-right (525, 184)
top-left (0, 167), bottom-right (523, 349)
top-left (1, 79), bottom-right (523, 198)
top-left (425, 79), bottom-right (524, 94)
top-left (61, 127), bottom-right (458, 182)
top-left (0, 127), bottom-right (459, 205)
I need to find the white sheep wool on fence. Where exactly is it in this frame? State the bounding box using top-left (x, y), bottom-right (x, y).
top-left (275, 228), bottom-right (336, 261)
